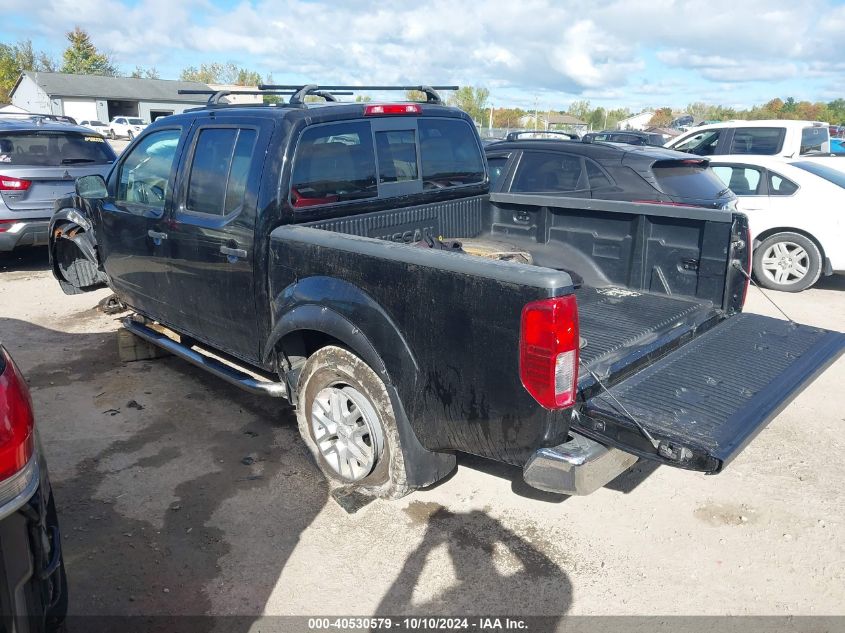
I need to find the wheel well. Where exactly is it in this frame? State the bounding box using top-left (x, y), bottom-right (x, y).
top-left (755, 227), bottom-right (825, 261)
top-left (277, 329), bottom-right (345, 369)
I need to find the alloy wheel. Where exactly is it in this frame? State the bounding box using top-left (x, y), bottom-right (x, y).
top-left (760, 241), bottom-right (810, 285)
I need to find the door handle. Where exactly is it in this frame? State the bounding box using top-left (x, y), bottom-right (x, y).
top-left (220, 245), bottom-right (248, 259)
top-left (147, 230), bottom-right (168, 240)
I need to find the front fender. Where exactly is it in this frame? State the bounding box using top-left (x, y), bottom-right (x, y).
top-left (49, 206), bottom-right (107, 294)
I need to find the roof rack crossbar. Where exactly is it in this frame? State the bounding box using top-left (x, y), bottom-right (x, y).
top-left (257, 84), bottom-right (459, 105)
top-left (0, 112), bottom-right (76, 124)
top-left (177, 88), bottom-right (353, 105)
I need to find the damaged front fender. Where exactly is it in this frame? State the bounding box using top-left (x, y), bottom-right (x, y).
top-left (49, 207), bottom-right (108, 295)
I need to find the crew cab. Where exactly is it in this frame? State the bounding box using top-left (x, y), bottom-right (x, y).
top-left (47, 86), bottom-right (845, 499)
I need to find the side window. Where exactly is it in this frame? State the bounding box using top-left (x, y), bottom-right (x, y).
top-left (376, 129), bottom-right (418, 183)
top-left (116, 129), bottom-right (181, 210)
top-left (418, 118), bottom-right (484, 188)
top-left (711, 165), bottom-right (763, 196)
top-left (800, 126), bottom-right (829, 154)
top-left (185, 127), bottom-right (257, 216)
top-left (728, 128), bottom-right (784, 155)
top-left (768, 172), bottom-right (798, 196)
top-left (586, 161), bottom-right (612, 189)
top-left (290, 121), bottom-right (377, 208)
top-left (486, 156), bottom-right (509, 189)
top-left (511, 152), bottom-right (584, 193)
top-left (673, 130), bottom-right (721, 156)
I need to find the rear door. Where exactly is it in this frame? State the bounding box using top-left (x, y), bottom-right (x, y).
top-left (161, 115), bottom-right (273, 361)
top-left (577, 313), bottom-right (845, 472)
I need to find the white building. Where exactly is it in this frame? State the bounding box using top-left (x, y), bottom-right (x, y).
top-left (10, 71), bottom-right (213, 123)
top-left (616, 111), bottom-right (655, 131)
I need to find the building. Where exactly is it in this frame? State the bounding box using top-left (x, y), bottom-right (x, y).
top-left (10, 71), bottom-right (213, 123)
top-left (208, 84), bottom-right (264, 105)
top-left (519, 112), bottom-right (588, 133)
top-left (616, 111), bottom-right (654, 131)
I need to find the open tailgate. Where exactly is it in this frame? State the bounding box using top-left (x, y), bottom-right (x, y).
top-left (577, 313), bottom-right (845, 472)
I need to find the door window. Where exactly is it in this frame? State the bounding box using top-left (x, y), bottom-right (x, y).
top-left (511, 151), bottom-right (584, 193)
top-left (673, 130), bottom-right (721, 156)
top-left (290, 121), bottom-right (377, 208)
top-left (586, 160), bottom-right (613, 189)
top-left (185, 127), bottom-right (257, 216)
top-left (768, 172), bottom-right (798, 196)
top-left (116, 129), bottom-right (181, 210)
top-left (486, 156), bottom-right (509, 188)
top-left (711, 165), bottom-right (763, 195)
top-left (800, 126), bottom-right (830, 154)
top-left (728, 128), bottom-right (785, 155)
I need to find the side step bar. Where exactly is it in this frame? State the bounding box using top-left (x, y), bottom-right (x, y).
top-left (123, 318), bottom-right (288, 399)
top-left (523, 432), bottom-right (638, 495)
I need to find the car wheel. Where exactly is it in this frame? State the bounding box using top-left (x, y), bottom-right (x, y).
top-left (753, 232), bottom-right (822, 292)
top-left (296, 345), bottom-right (411, 499)
top-left (109, 129), bottom-right (115, 140)
top-left (127, 131), bottom-right (134, 140)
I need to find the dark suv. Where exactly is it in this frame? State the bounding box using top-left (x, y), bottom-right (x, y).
top-left (0, 114), bottom-right (116, 252)
top-left (485, 138), bottom-right (735, 208)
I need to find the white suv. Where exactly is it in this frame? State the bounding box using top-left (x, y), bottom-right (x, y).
top-left (108, 117), bottom-right (148, 140)
top-left (665, 120), bottom-right (830, 158)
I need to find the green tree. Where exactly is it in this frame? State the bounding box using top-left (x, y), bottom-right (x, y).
top-left (405, 89), bottom-right (427, 102)
top-left (355, 94), bottom-right (372, 102)
top-left (567, 99), bottom-right (592, 122)
top-left (180, 62), bottom-right (262, 86)
top-left (0, 40), bottom-right (56, 101)
top-left (60, 27), bottom-right (116, 76)
top-left (447, 86), bottom-right (490, 126)
top-left (130, 66), bottom-right (160, 79)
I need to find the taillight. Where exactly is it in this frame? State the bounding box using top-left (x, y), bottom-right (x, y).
top-left (0, 221), bottom-right (16, 233)
top-left (0, 175), bottom-right (32, 191)
top-left (364, 104), bottom-right (422, 116)
top-left (0, 348), bottom-right (35, 482)
top-left (519, 295), bottom-right (579, 409)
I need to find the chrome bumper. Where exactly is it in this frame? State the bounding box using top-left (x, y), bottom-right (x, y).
top-left (523, 432), bottom-right (638, 495)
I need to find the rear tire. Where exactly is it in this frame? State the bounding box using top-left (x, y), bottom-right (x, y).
top-left (296, 346), bottom-right (411, 499)
top-left (109, 129), bottom-right (115, 140)
top-left (753, 232), bottom-right (822, 292)
top-left (127, 131), bottom-right (134, 140)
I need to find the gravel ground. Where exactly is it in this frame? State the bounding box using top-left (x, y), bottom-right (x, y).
top-left (0, 247), bottom-right (843, 627)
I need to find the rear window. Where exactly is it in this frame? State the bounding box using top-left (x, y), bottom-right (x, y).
top-left (791, 161), bottom-right (845, 188)
top-left (800, 126), bottom-right (830, 154)
top-left (652, 162), bottom-right (730, 199)
top-left (728, 128), bottom-right (785, 155)
top-left (0, 131), bottom-right (115, 166)
top-left (290, 121), bottom-right (378, 208)
top-left (419, 118), bottom-right (484, 187)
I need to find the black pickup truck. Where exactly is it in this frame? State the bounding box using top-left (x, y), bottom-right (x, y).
top-left (49, 85), bottom-right (845, 499)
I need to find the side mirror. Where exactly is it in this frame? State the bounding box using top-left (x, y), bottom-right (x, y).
top-left (75, 174), bottom-right (108, 199)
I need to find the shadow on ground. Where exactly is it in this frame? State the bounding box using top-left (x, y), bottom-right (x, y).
top-left (0, 246), bottom-right (50, 273)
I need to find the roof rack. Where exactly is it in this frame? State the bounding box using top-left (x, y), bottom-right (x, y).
top-left (505, 130), bottom-right (580, 141)
top-left (0, 112), bottom-right (77, 125)
top-left (256, 84), bottom-right (459, 105)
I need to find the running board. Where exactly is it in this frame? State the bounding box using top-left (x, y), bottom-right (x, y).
top-left (123, 318), bottom-right (288, 399)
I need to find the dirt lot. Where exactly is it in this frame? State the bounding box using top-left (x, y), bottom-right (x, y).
top-left (0, 247), bottom-right (843, 625)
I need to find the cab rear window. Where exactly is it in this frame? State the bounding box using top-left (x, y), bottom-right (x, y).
top-left (290, 117), bottom-right (484, 209)
top-left (0, 131), bottom-right (115, 166)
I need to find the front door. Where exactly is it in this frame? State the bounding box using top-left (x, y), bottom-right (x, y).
top-left (98, 126), bottom-right (187, 319)
top-left (162, 116), bottom-right (274, 362)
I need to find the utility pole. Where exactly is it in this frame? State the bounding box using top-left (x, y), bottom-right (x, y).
top-left (489, 104), bottom-right (494, 130)
top-left (534, 95), bottom-right (538, 131)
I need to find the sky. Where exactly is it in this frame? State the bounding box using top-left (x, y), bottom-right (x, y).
top-left (5, 0), bottom-right (845, 112)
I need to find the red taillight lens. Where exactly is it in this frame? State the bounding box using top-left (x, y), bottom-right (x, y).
top-left (519, 295), bottom-right (579, 409)
top-left (0, 349), bottom-right (35, 481)
top-left (364, 104), bottom-right (422, 116)
top-left (0, 175), bottom-right (32, 191)
top-left (0, 221), bottom-right (16, 233)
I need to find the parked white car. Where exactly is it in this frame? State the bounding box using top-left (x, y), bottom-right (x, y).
top-left (78, 120), bottom-right (110, 134)
top-left (709, 156), bottom-right (845, 292)
top-left (108, 116), bottom-right (147, 140)
top-left (666, 120), bottom-right (830, 158)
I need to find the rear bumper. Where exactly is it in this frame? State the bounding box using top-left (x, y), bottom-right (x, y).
top-left (0, 220), bottom-right (50, 251)
top-left (523, 432), bottom-right (638, 495)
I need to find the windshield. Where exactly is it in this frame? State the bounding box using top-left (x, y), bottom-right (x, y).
top-left (791, 161), bottom-right (845, 189)
top-left (0, 131), bottom-right (116, 166)
top-left (128, 118), bottom-right (145, 125)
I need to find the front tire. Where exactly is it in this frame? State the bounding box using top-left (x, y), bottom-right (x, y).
top-left (127, 131), bottom-right (134, 140)
top-left (296, 346), bottom-right (411, 499)
top-left (753, 232), bottom-right (822, 292)
top-left (109, 129), bottom-right (115, 140)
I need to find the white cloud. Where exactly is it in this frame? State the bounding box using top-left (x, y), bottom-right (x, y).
top-left (12, 0), bottom-right (843, 106)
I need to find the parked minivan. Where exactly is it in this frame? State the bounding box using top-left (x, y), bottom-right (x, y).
top-left (666, 120), bottom-right (831, 158)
